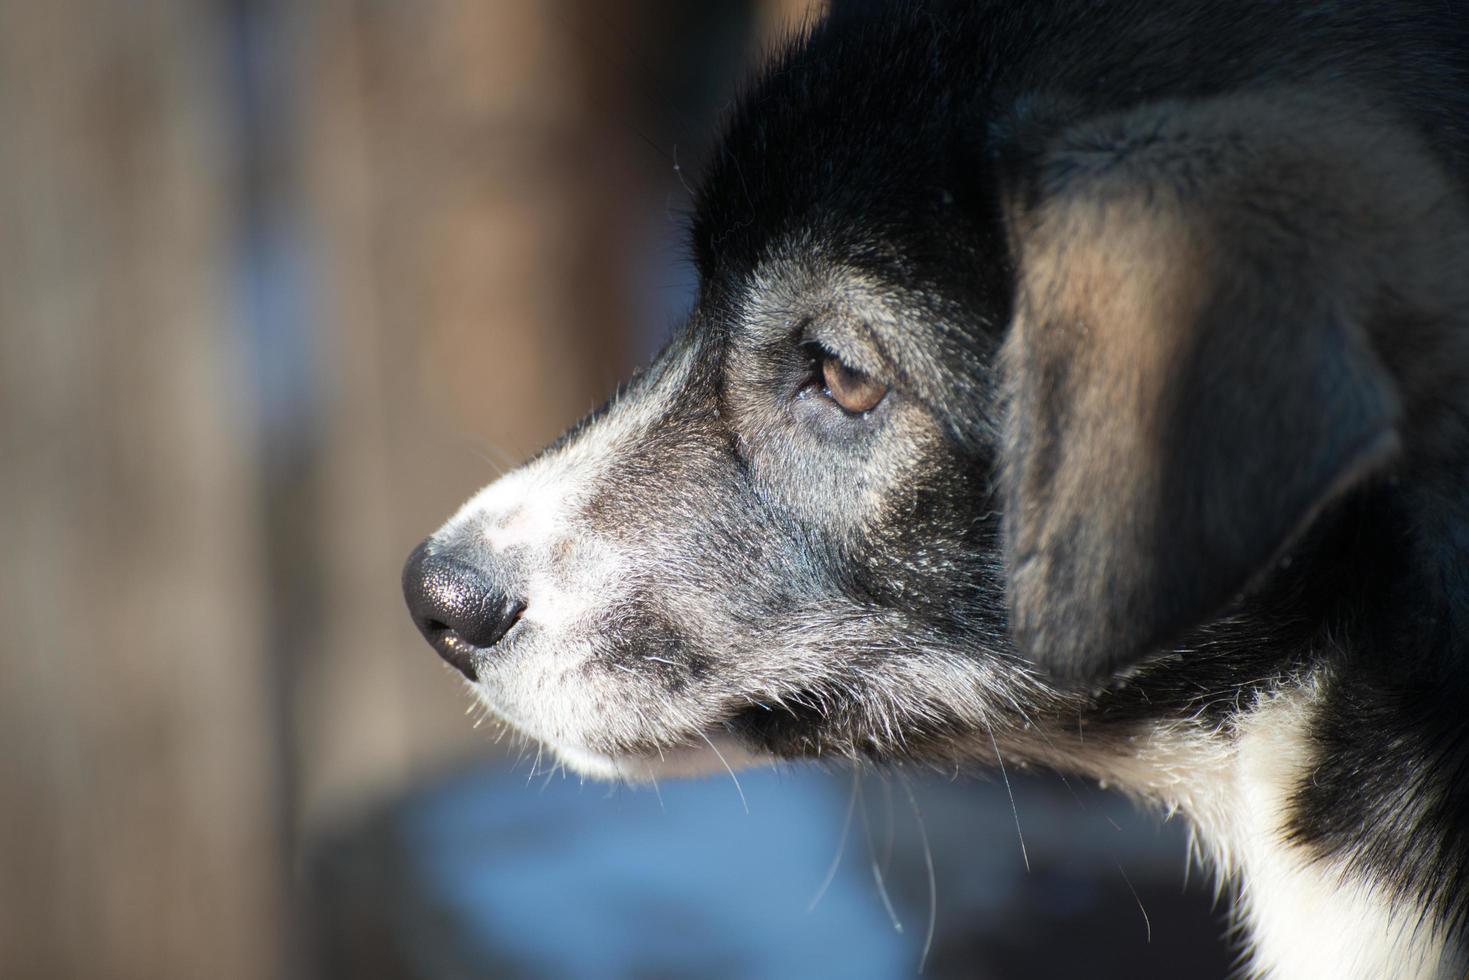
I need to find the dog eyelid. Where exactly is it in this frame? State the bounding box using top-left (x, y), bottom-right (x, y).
top-left (794, 328), bottom-right (890, 415)
top-left (820, 352), bottom-right (888, 414)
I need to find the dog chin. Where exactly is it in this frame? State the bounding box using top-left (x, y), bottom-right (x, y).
top-left (550, 734), bottom-right (769, 782)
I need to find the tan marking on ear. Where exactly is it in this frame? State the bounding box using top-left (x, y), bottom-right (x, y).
top-left (1007, 185), bottom-right (1214, 578)
top-left (999, 88), bottom-right (1469, 681)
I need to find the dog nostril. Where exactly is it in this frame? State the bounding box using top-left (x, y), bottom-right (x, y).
top-left (451, 594), bottom-right (526, 650)
top-left (402, 540), bottom-right (526, 680)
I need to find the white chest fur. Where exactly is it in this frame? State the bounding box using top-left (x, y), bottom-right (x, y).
top-left (1193, 680), bottom-right (1461, 979)
top-left (1061, 674), bottom-right (1463, 979)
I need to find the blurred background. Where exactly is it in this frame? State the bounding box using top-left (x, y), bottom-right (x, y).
top-left (0, 1), bottom-right (1235, 977)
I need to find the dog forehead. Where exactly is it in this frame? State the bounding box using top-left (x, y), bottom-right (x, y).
top-left (690, 7), bottom-right (997, 285)
top-left (729, 254), bottom-right (895, 338)
top-left (719, 247), bottom-right (963, 351)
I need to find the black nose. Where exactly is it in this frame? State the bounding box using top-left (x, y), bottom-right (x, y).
top-left (402, 541), bottom-right (526, 680)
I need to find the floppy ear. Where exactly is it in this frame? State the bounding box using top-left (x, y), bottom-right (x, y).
top-left (997, 92), bottom-right (1453, 686)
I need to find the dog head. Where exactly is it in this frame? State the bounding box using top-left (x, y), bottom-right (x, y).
top-left (402, 5), bottom-right (1469, 781)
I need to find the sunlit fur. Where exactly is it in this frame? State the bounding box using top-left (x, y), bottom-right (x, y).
top-left (409, 3), bottom-right (1469, 976)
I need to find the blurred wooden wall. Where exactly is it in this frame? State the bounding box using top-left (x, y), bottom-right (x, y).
top-left (0, 3), bottom-right (282, 977)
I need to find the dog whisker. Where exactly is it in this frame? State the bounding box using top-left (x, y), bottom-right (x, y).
top-left (808, 764), bottom-right (860, 913)
top-left (697, 730), bottom-right (748, 815)
top-left (987, 724), bottom-right (1029, 873)
top-left (856, 773), bottom-right (904, 936)
top-left (1115, 860), bottom-right (1153, 945)
top-left (901, 775), bottom-right (938, 974)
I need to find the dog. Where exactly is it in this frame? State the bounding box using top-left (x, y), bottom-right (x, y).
top-left (401, 2), bottom-right (1469, 976)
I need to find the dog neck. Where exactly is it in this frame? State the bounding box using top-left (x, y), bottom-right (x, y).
top-left (1025, 477), bottom-right (1469, 978)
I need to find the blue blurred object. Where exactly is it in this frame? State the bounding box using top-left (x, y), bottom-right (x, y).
top-left (398, 766), bottom-right (912, 978)
top-left (312, 762), bottom-right (1234, 979)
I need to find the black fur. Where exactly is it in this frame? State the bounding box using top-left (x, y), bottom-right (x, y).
top-left (692, 5), bottom-right (1469, 945)
top-left (406, 1), bottom-right (1469, 971)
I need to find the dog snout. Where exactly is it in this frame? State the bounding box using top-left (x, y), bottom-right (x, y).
top-left (402, 540), bottom-right (526, 679)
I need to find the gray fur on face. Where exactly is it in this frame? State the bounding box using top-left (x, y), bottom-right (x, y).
top-left (429, 264), bottom-right (1068, 778)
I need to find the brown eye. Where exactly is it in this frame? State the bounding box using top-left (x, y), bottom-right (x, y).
top-left (821, 355), bottom-right (888, 414)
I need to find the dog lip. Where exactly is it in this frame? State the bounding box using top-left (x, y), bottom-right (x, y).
top-left (725, 692), bottom-right (830, 757)
top-left (431, 629), bottom-right (484, 680)
top-left (552, 729), bottom-right (768, 782)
